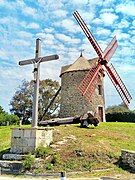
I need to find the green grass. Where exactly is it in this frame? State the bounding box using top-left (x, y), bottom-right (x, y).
top-left (0, 125), bottom-right (30, 154)
top-left (0, 126), bottom-right (13, 151)
top-left (49, 122), bottom-right (135, 175)
top-left (0, 122), bottom-right (135, 178)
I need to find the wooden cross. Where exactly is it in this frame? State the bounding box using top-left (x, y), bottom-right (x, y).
top-left (19, 38), bottom-right (59, 127)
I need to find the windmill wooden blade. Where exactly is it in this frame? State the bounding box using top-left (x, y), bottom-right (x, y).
top-left (103, 36), bottom-right (118, 62)
top-left (73, 11), bottom-right (103, 60)
top-left (78, 62), bottom-right (102, 96)
top-left (105, 63), bottom-right (132, 106)
top-left (84, 73), bottom-right (101, 100)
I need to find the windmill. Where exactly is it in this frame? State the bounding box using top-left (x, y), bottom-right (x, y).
top-left (73, 11), bottom-right (132, 107)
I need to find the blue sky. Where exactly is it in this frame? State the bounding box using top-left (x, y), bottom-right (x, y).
top-left (0, 0), bottom-right (135, 112)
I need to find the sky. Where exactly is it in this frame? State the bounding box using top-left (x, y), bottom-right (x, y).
top-left (0, 0), bottom-right (135, 113)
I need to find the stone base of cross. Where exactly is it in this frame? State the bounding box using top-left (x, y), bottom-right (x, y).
top-left (19, 38), bottom-right (59, 127)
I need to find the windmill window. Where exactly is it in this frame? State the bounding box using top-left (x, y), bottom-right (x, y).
top-left (98, 85), bottom-right (102, 95)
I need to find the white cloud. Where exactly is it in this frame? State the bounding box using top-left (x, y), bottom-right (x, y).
top-left (36, 33), bottom-right (46, 39)
top-left (112, 29), bottom-right (130, 40)
top-left (117, 46), bottom-right (133, 58)
top-left (130, 36), bottom-right (135, 44)
top-left (132, 20), bottom-right (135, 26)
top-left (38, 0), bottom-right (63, 10)
top-left (72, 0), bottom-right (88, 4)
top-left (0, 0), bottom-right (12, 9)
top-left (100, 8), bottom-right (114, 13)
top-left (45, 34), bottom-right (55, 41)
top-left (88, 0), bottom-right (103, 6)
top-left (17, 31), bottom-right (33, 38)
top-left (0, 0), bottom-right (135, 112)
top-left (129, 29), bottom-right (135, 35)
top-left (27, 22), bottom-right (40, 29)
top-left (53, 10), bottom-right (68, 18)
top-left (0, 16), bottom-right (18, 24)
top-left (119, 33), bottom-right (130, 40)
top-left (54, 19), bottom-right (80, 33)
top-left (116, 19), bottom-right (130, 29)
top-left (96, 28), bottom-right (111, 36)
top-left (103, 0), bottom-right (116, 6)
top-left (100, 13), bottom-right (118, 25)
top-left (56, 33), bottom-right (80, 44)
top-left (80, 11), bottom-right (95, 23)
top-left (92, 18), bottom-right (102, 25)
top-left (0, 49), bottom-right (9, 60)
top-left (42, 33), bottom-right (58, 46)
top-left (11, 39), bottom-right (31, 47)
top-left (116, 1), bottom-right (135, 16)
top-left (23, 6), bottom-right (37, 17)
top-left (44, 28), bottom-right (55, 33)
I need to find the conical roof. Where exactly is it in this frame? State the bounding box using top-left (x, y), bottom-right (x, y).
top-left (60, 55), bottom-right (98, 76)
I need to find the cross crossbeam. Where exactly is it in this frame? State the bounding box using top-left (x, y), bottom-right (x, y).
top-left (19, 38), bottom-right (59, 127)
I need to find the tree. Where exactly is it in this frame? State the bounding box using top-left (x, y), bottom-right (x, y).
top-left (105, 103), bottom-right (130, 114)
top-left (0, 105), bottom-right (5, 114)
top-left (10, 79), bottom-right (61, 124)
top-left (105, 103), bottom-right (134, 122)
top-left (0, 105), bottom-right (19, 126)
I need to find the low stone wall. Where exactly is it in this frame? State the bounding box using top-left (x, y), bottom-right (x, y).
top-left (10, 127), bottom-right (53, 154)
top-left (121, 150), bottom-right (135, 170)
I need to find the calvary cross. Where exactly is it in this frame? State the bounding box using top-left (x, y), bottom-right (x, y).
top-left (19, 38), bottom-right (59, 127)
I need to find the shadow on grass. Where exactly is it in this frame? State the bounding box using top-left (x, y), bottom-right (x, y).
top-left (74, 124), bottom-right (96, 129)
top-left (0, 148), bottom-right (10, 159)
top-left (115, 158), bottom-right (135, 174)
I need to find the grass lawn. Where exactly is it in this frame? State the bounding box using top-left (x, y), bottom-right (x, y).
top-left (0, 125), bottom-right (30, 156)
top-left (0, 122), bottom-right (135, 178)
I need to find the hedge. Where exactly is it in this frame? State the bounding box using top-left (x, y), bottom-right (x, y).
top-left (106, 112), bottom-right (135, 122)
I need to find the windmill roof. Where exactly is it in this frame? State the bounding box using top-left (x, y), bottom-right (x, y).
top-left (60, 56), bottom-right (98, 76)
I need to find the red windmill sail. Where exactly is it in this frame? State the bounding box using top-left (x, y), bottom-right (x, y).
top-left (73, 11), bottom-right (132, 106)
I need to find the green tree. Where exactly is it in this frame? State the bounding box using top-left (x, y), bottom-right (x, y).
top-left (105, 103), bottom-right (130, 114)
top-left (10, 80), bottom-right (33, 124)
top-left (0, 105), bottom-right (19, 126)
top-left (0, 105), bottom-right (5, 114)
top-left (10, 79), bottom-right (60, 124)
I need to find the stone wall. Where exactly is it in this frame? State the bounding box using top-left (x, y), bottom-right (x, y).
top-left (59, 70), bottom-right (105, 121)
top-left (121, 150), bottom-right (135, 170)
top-left (10, 127), bottom-right (53, 154)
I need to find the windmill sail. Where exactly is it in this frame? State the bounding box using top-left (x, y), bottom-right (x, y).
top-left (73, 11), bottom-right (132, 106)
top-left (105, 63), bottom-right (132, 106)
top-left (73, 11), bottom-right (103, 59)
top-left (78, 62), bottom-right (102, 96)
top-left (103, 36), bottom-right (118, 62)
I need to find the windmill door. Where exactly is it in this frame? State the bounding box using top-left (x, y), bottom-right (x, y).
top-left (98, 107), bottom-right (103, 122)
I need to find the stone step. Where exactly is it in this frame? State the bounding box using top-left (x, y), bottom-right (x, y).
top-left (2, 153), bottom-right (28, 160)
top-left (0, 160), bottom-right (22, 172)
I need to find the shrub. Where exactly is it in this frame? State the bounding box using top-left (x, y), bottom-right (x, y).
top-left (106, 112), bottom-right (135, 122)
top-left (0, 113), bottom-right (20, 126)
top-left (22, 155), bottom-right (35, 170)
top-left (34, 146), bottom-right (53, 158)
top-left (51, 154), bottom-right (60, 165)
top-left (45, 163), bottom-right (53, 170)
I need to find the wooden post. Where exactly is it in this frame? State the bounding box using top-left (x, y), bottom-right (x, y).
top-left (32, 38), bottom-right (41, 127)
top-left (60, 171), bottom-right (66, 180)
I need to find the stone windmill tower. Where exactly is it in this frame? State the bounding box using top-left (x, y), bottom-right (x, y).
top-left (59, 54), bottom-right (106, 122)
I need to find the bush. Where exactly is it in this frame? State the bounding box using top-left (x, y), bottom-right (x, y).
top-left (22, 155), bottom-right (35, 170)
top-left (34, 146), bottom-right (53, 158)
top-left (0, 113), bottom-right (20, 126)
top-left (106, 112), bottom-right (135, 122)
top-left (5, 114), bottom-right (20, 125)
top-left (0, 114), bottom-right (6, 126)
top-left (51, 154), bottom-right (60, 165)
